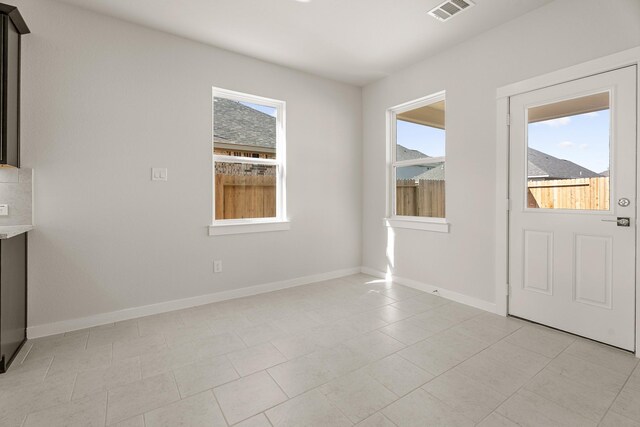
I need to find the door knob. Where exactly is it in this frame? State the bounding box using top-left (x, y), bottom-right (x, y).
top-left (602, 217), bottom-right (631, 226)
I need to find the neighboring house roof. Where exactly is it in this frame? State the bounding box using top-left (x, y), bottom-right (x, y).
top-left (413, 163), bottom-right (445, 181)
top-left (528, 148), bottom-right (600, 179)
top-left (396, 145), bottom-right (430, 162)
top-left (600, 169), bottom-right (610, 177)
top-left (214, 98), bottom-right (275, 148)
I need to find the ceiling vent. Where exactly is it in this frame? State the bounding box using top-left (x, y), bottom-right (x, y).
top-left (428, 0), bottom-right (475, 22)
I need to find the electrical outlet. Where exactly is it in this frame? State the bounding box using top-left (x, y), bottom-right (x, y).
top-left (151, 168), bottom-right (168, 181)
top-left (213, 260), bottom-right (223, 273)
top-left (0, 204), bottom-right (8, 216)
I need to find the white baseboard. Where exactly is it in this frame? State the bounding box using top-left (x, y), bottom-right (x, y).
top-left (27, 266), bottom-right (361, 339)
top-left (360, 266), bottom-right (498, 314)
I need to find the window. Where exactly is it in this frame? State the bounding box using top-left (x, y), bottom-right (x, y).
top-left (526, 92), bottom-right (610, 210)
top-left (387, 92), bottom-right (448, 232)
top-left (210, 88), bottom-right (287, 235)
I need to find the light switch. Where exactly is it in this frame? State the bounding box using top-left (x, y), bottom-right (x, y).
top-left (151, 168), bottom-right (168, 181)
top-left (0, 204), bottom-right (8, 216)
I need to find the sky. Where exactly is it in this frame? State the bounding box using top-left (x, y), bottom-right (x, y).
top-left (527, 109), bottom-right (610, 173)
top-left (240, 101), bottom-right (276, 117)
top-left (396, 120), bottom-right (445, 157)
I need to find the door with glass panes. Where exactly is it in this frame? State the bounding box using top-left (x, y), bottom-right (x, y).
top-left (508, 66), bottom-right (637, 350)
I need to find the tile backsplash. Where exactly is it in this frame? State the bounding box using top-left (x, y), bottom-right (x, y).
top-left (0, 167), bottom-right (32, 225)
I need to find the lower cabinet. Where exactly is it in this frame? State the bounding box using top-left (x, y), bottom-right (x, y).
top-left (0, 232), bottom-right (26, 372)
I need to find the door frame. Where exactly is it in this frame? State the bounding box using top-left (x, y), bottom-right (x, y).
top-left (495, 46), bottom-right (640, 356)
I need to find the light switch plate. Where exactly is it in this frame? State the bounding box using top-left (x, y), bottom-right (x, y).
top-left (0, 204), bottom-right (8, 216)
top-left (151, 168), bottom-right (168, 181)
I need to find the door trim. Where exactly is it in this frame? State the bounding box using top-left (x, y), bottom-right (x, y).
top-left (495, 46), bottom-right (640, 356)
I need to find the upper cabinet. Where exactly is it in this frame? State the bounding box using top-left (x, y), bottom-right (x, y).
top-left (0, 3), bottom-right (28, 167)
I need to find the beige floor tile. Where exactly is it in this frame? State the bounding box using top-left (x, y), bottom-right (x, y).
top-left (0, 356), bottom-right (52, 391)
top-left (610, 386), bottom-right (640, 422)
top-left (320, 370), bottom-right (397, 423)
top-left (364, 354), bottom-right (433, 397)
top-left (390, 299), bottom-right (435, 316)
top-left (272, 311), bottom-right (323, 335)
top-left (268, 345), bottom-right (367, 397)
top-left (72, 357), bottom-right (141, 400)
top-left (546, 352), bottom-right (628, 393)
top-left (0, 373), bottom-right (76, 422)
top-left (163, 325), bottom-right (216, 347)
top-left (523, 369), bottom-right (616, 422)
top-left (87, 324), bottom-right (139, 349)
top-left (26, 335), bottom-right (89, 360)
top-left (266, 389), bottom-right (352, 426)
top-left (475, 412), bottom-right (518, 427)
top-left (137, 313), bottom-right (185, 337)
top-left (144, 390), bottom-right (226, 427)
top-left (397, 339), bottom-right (466, 376)
top-left (426, 328), bottom-right (488, 359)
top-left (108, 415), bottom-right (144, 426)
top-left (47, 345), bottom-right (113, 376)
top-left (140, 332), bottom-right (245, 378)
top-left (112, 334), bottom-right (167, 360)
top-left (379, 319), bottom-right (434, 345)
top-left (422, 370), bottom-right (507, 422)
top-left (451, 319), bottom-right (515, 344)
top-left (343, 331), bottom-right (405, 363)
top-left (600, 411), bottom-right (640, 427)
top-left (106, 372), bottom-right (180, 424)
top-left (236, 322), bottom-right (285, 347)
top-left (383, 388), bottom-right (474, 426)
top-left (426, 301), bottom-right (484, 323)
top-left (342, 311), bottom-right (389, 334)
top-left (234, 413), bottom-right (273, 427)
top-left (496, 389), bottom-right (596, 427)
top-left (355, 412), bottom-right (397, 426)
top-left (367, 305), bottom-right (413, 324)
top-left (628, 365), bottom-right (640, 392)
top-left (380, 285), bottom-right (424, 301)
top-left (208, 315), bottom-right (253, 334)
top-left (504, 325), bottom-right (575, 358)
top-left (563, 339), bottom-right (639, 376)
top-left (479, 340), bottom-right (551, 376)
top-left (23, 392), bottom-right (107, 427)
top-left (173, 355), bottom-right (239, 398)
top-left (270, 332), bottom-right (324, 360)
top-left (453, 353), bottom-right (533, 396)
top-left (227, 342), bottom-right (287, 377)
top-left (214, 371), bottom-right (287, 425)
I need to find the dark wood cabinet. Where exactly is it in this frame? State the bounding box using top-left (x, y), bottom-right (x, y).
top-left (0, 3), bottom-right (28, 167)
top-left (0, 233), bottom-right (26, 372)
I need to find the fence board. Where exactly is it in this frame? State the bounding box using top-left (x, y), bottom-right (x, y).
top-left (215, 175), bottom-right (276, 219)
top-left (527, 177), bottom-right (609, 210)
top-left (396, 179), bottom-right (445, 218)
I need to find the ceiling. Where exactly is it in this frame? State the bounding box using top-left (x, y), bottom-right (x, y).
top-left (55, 0), bottom-right (553, 86)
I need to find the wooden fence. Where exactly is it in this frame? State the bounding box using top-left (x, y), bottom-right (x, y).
top-left (396, 179), bottom-right (445, 218)
top-left (215, 175), bottom-right (276, 220)
top-left (527, 177), bottom-right (609, 210)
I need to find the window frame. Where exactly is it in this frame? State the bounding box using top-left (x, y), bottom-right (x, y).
top-left (210, 87), bottom-right (288, 235)
top-left (386, 91), bottom-right (449, 233)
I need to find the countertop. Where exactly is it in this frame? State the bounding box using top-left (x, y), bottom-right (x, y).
top-left (0, 225), bottom-right (34, 239)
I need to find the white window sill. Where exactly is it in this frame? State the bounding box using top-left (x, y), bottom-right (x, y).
top-left (209, 220), bottom-right (291, 236)
top-left (385, 217), bottom-right (450, 233)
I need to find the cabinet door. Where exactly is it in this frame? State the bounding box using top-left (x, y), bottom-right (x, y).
top-left (0, 233), bottom-right (26, 371)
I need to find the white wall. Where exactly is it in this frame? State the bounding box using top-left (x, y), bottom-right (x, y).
top-left (14, 0), bottom-right (362, 332)
top-left (362, 0), bottom-right (640, 307)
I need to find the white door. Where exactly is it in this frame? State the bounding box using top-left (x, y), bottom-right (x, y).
top-left (509, 66), bottom-right (637, 351)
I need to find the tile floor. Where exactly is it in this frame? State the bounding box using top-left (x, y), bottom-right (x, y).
top-left (1, 273), bottom-right (639, 426)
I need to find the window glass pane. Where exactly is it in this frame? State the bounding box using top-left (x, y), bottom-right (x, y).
top-left (213, 97), bottom-right (276, 159)
top-left (527, 92), bottom-right (610, 210)
top-left (215, 162), bottom-right (276, 220)
top-left (396, 100), bottom-right (445, 160)
top-left (396, 162), bottom-right (445, 218)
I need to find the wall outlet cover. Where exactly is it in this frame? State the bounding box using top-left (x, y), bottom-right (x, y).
top-left (0, 204), bottom-right (8, 216)
top-left (151, 168), bottom-right (168, 181)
